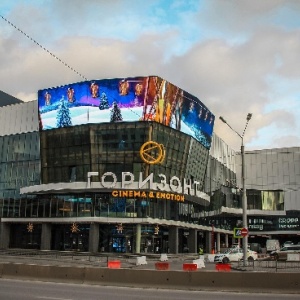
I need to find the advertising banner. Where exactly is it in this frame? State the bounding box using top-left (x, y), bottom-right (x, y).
top-left (38, 76), bottom-right (215, 148)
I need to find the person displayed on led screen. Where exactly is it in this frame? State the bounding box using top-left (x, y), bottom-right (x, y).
top-left (90, 82), bottom-right (99, 98)
top-left (44, 91), bottom-right (51, 106)
top-left (67, 87), bottom-right (75, 103)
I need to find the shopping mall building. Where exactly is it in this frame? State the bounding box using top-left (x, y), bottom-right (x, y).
top-left (0, 76), bottom-right (299, 254)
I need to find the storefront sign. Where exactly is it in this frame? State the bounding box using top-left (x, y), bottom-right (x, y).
top-left (112, 190), bottom-right (184, 202)
top-left (87, 171), bottom-right (207, 201)
top-left (248, 217), bottom-right (300, 231)
top-left (249, 224), bottom-right (264, 231)
top-left (278, 217), bottom-right (299, 229)
top-left (139, 141), bottom-right (165, 165)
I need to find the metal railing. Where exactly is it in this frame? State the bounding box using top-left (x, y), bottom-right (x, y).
top-left (236, 259), bottom-right (300, 272)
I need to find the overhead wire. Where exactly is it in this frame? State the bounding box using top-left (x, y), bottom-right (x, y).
top-left (0, 14), bottom-right (145, 119)
top-left (0, 14), bottom-right (88, 81)
top-left (0, 14), bottom-right (214, 127)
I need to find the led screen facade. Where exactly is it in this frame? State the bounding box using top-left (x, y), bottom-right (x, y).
top-left (38, 76), bottom-right (215, 148)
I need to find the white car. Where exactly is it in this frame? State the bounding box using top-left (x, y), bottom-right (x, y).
top-left (214, 247), bottom-right (258, 263)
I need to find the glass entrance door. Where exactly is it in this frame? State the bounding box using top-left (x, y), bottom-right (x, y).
top-left (112, 237), bottom-right (126, 253)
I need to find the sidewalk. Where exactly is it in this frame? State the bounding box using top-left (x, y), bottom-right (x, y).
top-left (1, 250), bottom-right (298, 273)
top-left (0, 250), bottom-right (215, 271)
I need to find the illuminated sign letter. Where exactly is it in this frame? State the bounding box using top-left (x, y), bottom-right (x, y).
top-left (193, 181), bottom-right (200, 196)
top-left (138, 172), bottom-right (154, 189)
top-left (170, 176), bottom-right (182, 193)
top-left (156, 174), bottom-right (167, 191)
top-left (87, 172), bottom-right (99, 188)
top-left (183, 178), bottom-right (192, 195)
top-left (101, 172), bottom-right (117, 188)
top-left (134, 191), bottom-right (141, 197)
top-left (122, 172), bottom-right (134, 188)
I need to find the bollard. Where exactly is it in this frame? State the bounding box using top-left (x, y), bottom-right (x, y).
top-left (182, 263), bottom-right (198, 271)
top-left (160, 253), bottom-right (168, 261)
top-left (215, 263), bottom-right (231, 272)
top-left (193, 258), bottom-right (205, 268)
top-left (136, 256), bottom-right (147, 266)
top-left (155, 262), bottom-right (170, 270)
top-left (107, 260), bottom-right (121, 269)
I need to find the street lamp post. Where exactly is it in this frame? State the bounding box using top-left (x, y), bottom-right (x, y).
top-left (219, 113), bottom-right (252, 267)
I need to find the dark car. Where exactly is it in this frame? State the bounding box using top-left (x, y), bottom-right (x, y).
top-left (249, 243), bottom-right (262, 253)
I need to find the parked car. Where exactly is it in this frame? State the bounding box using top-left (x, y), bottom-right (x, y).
top-left (249, 243), bottom-right (262, 253)
top-left (283, 241), bottom-right (294, 247)
top-left (266, 239), bottom-right (280, 253)
top-left (214, 248), bottom-right (258, 263)
top-left (270, 244), bottom-right (300, 261)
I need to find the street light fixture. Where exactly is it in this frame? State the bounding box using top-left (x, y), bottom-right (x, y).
top-left (219, 113), bottom-right (252, 267)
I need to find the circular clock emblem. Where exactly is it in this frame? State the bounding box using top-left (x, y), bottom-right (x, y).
top-left (140, 141), bottom-right (165, 165)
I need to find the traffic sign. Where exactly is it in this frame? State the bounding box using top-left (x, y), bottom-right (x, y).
top-left (233, 227), bottom-right (248, 238)
top-left (233, 227), bottom-right (242, 238)
top-left (241, 227), bottom-right (248, 237)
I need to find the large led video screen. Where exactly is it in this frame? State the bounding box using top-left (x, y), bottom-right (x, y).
top-left (38, 76), bottom-right (215, 149)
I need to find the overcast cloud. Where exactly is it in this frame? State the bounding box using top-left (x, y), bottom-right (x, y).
top-left (1, 0), bottom-right (300, 151)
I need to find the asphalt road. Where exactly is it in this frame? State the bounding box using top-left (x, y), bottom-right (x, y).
top-left (0, 278), bottom-right (299, 300)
